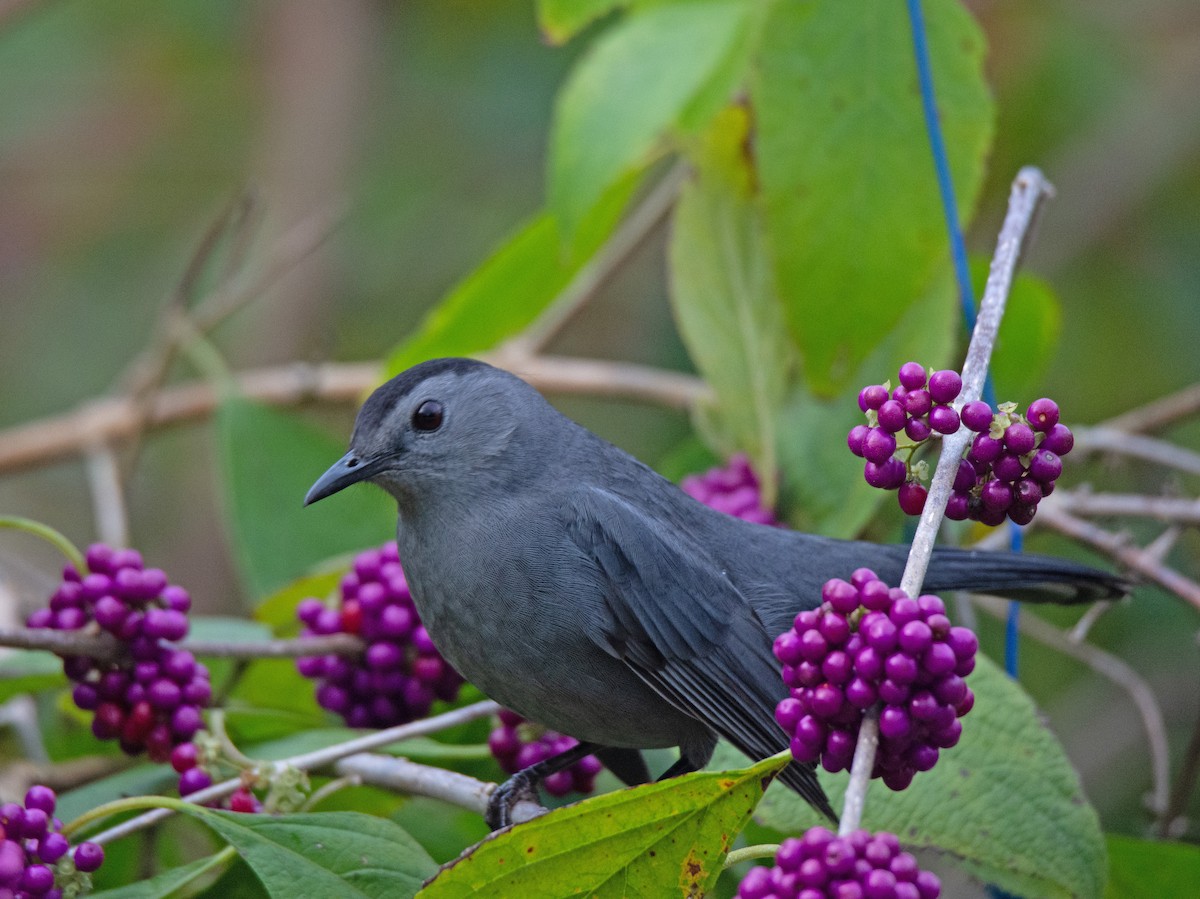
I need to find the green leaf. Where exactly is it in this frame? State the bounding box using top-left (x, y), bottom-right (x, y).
top-left (754, 0), bottom-right (993, 395)
top-left (725, 654), bottom-right (1106, 899)
top-left (1105, 834), bottom-right (1200, 898)
top-left (225, 658), bottom-right (325, 743)
top-left (549, 0), bottom-right (751, 234)
top-left (90, 850), bottom-right (237, 899)
top-left (972, 258), bottom-right (1063, 402)
top-left (669, 105), bottom-right (796, 502)
top-left (175, 808), bottom-right (437, 899)
top-left (215, 396), bottom-right (395, 600)
top-left (385, 171), bottom-right (635, 377)
top-left (536, 0), bottom-right (624, 45)
top-left (254, 569), bottom-right (345, 630)
top-left (419, 752), bottom-right (788, 898)
top-left (188, 616), bottom-right (274, 644)
top-left (0, 649), bottom-right (65, 703)
top-left (777, 271), bottom-right (958, 537)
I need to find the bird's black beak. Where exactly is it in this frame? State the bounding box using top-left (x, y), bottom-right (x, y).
top-left (304, 451), bottom-right (381, 506)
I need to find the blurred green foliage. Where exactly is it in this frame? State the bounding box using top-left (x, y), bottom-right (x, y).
top-left (1, 0), bottom-right (1198, 895)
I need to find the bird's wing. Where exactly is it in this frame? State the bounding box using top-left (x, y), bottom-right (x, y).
top-left (567, 488), bottom-right (834, 819)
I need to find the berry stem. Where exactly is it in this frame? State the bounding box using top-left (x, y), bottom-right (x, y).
top-left (61, 794), bottom-right (190, 839)
top-left (207, 709), bottom-right (255, 768)
top-left (838, 706), bottom-right (879, 836)
top-left (0, 516), bottom-right (85, 571)
top-left (722, 844), bottom-right (783, 869)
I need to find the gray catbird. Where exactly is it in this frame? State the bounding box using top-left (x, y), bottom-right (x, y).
top-left (306, 357), bottom-right (1125, 827)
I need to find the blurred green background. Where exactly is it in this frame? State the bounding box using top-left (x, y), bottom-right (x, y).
top-left (0, 0), bottom-right (1197, 845)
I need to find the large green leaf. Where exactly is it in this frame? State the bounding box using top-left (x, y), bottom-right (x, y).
top-left (777, 270), bottom-right (958, 537)
top-left (536, 0), bottom-right (624, 45)
top-left (974, 258), bottom-right (1063, 402)
top-left (719, 654), bottom-right (1106, 899)
top-left (90, 851), bottom-right (238, 899)
top-left (754, 0), bottom-right (993, 395)
top-left (385, 171), bottom-right (635, 377)
top-left (0, 649), bottom-right (65, 703)
top-left (669, 105), bottom-right (796, 502)
top-left (215, 396), bottom-right (395, 600)
top-left (1105, 834), bottom-right (1200, 898)
top-left (419, 752), bottom-right (788, 898)
top-left (549, 0), bottom-right (752, 234)
top-left (163, 809), bottom-right (435, 899)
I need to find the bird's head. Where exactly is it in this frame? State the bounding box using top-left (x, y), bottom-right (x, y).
top-left (305, 357), bottom-right (546, 509)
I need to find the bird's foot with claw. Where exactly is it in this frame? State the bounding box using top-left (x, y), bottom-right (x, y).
top-left (486, 771), bottom-right (541, 830)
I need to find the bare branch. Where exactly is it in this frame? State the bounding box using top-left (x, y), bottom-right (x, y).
top-left (1072, 426), bottom-right (1200, 477)
top-left (0, 357), bottom-right (710, 476)
top-left (843, 168), bottom-right (1054, 834)
top-left (84, 699), bottom-right (501, 845)
top-left (0, 624), bottom-right (362, 662)
top-left (334, 753), bottom-right (545, 824)
top-left (1051, 490), bottom-right (1200, 525)
top-left (971, 594), bottom-right (1171, 820)
top-left (1099, 381), bottom-right (1200, 435)
top-left (1036, 503), bottom-right (1200, 612)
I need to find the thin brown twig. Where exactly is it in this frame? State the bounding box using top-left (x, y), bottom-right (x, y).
top-left (1160, 693), bottom-right (1200, 838)
top-left (0, 625), bottom-right (362, 662)
top-left (501, 163), bottom-right (688, 357)
top-left (971, 594), bottom-right (1172, 821)
top-left (1100, 381), bottom-right (1200, 435)
top-left (0, 356), bottom-right (709, 475)
top-left (1036, 503), bottom-right (1200, 612)
top-left (1072, 426), bottom-right (1200, 477)
top-left (1051, 491), bottom-right (1200, 525)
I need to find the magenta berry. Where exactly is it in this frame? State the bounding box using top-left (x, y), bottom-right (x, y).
top-left (774, 572), bottom-right (976, 790)
top-left (927, 369), bottom-right (961, 404)
top-left (897, 362), bottom-right (927, 391)
top-left (296, 542), bottom-right (464, 728)
top-left (682, 453), bottom-right (781, 526)
top-left (960, 401), bottom-right (993, 433)
top-left (1025, 397), bottom-right (1059, 431)
top-left (897, 482), bottom-right (927, 516)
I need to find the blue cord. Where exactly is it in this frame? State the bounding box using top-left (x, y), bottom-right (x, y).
top-left (905, 0), bottom-right (1021, 677)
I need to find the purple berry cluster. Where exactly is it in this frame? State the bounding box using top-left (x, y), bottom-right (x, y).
top-left (848, 361), bottom-right (1073, 525)
top-left (26, 544), bottom-right (210, 762)
top-left (170, 743), bottom-right (262, 812)
top-left (737, 827), bottom-right (940, 899)
top-left (488, 709), bottom-right (603, 797)
top-left (774, 570), bottom-right (977, 791)
top-left (682, 453), bottom-right (780, 525)
top-left (948, 398), bottom-right (1073, 526)
top-left (0, 786), bottom-right (104, 897)
top-left (296, 542), bottom-right (463, 728)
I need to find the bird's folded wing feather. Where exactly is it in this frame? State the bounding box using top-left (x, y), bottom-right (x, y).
top-left (567, 488), bottom-right (835, 819)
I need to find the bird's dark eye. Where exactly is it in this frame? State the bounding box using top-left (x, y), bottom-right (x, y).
top-left (412, 400), bottom-right (444, 432)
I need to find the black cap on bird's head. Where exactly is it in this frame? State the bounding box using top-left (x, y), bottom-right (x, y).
top-left (304, 357), bottom-right (537, 507)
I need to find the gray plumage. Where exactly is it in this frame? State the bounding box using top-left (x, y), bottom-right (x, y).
top-left (306, 357), bottom-right (1125, 821)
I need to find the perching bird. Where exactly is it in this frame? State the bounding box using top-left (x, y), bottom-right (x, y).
top-left (305, 357), bottom-right (1125, 827)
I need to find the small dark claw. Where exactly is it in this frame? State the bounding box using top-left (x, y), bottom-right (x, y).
top-left (484, 740), bottom-right (602, 831)
top-left (486, 770), bottom-right (542, 830)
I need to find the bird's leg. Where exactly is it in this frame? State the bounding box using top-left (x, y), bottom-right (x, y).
top-left (486, 741), bottom-right (601, 830)
top-left (656, 756), bottom-right (700, 781)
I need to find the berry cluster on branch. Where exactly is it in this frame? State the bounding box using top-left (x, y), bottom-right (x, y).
top-left (25, 544), bottom-right (210, 762)
top-left (295, 542), bottom-right (463, 728)
top-left (773, 570), bottom-right (977, 791)
top-left (0, 786), bottom-right (104, 898)
top-left (737, 826), bottom-right (941, 899)
top-left (848, 362), bottom-right (1073, 524)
